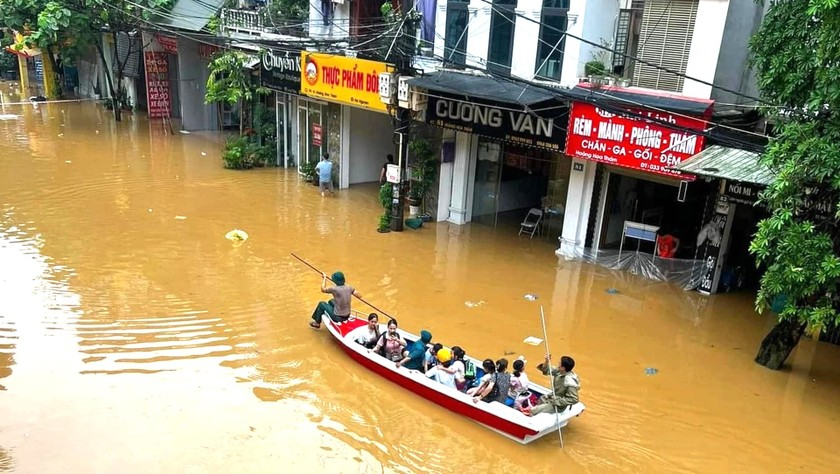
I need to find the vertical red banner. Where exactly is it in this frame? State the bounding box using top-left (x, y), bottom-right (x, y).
top-left (143, 51), bottom-right (170, 119)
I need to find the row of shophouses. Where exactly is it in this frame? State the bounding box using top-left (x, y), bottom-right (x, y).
top-left (11, 0), bottom-right (776, 296)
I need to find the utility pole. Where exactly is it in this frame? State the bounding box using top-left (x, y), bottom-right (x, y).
top-left (390, 10), bottom-right (418, 232)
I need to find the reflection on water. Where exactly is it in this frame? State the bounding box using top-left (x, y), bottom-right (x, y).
top-left (0, 90), bottom-right (839, 472)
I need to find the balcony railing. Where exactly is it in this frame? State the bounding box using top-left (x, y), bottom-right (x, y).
top-left (220, 8), bottom-right (308, 38)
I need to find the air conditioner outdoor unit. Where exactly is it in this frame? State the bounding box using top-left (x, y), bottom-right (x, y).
top-left (397, 76), bottom-right (411, 102)
top-left (379, 72), bottom-right (396, 105)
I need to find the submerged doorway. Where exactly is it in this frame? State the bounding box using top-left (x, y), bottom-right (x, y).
top-left (470, 138), bottom-right (570, 238)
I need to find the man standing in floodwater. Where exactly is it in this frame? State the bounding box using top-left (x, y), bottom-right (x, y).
top-left (525, 355), bottom-right (580, 416)
top-left (316, 153), bottom-right (334, 197)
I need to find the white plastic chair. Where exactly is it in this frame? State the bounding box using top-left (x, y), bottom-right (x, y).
top-left (518, 208), bottom-right (543, 239)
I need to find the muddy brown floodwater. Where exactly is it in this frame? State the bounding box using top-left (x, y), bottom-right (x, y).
top-left (1, 90), bottom-right (839, 473)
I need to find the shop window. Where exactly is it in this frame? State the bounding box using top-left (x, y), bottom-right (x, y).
top-left (487, 0), bottom-right (517, 74)
top-left (535, 0), bottom-right (570, 80)
top-left (445, 0), bottom-right (470, 66)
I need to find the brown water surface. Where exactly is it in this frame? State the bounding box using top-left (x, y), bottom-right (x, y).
top-left (1, 88), bottom-right (839, 473)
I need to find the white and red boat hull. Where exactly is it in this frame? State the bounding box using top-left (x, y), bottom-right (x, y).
top-left (323, 316), bottom-right (585, 444)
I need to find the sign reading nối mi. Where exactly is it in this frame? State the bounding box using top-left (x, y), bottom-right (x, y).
top-left (300, 53), bottom-right (395, 112)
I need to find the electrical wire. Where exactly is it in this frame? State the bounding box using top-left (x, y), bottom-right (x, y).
top-left (479, 0), bottom-right (775, 109)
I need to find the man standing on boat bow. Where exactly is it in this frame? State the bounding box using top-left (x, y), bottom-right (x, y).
top-left (525, 355), bottom-right (580, 416)
top-left (309, 271), bottom-right (360, 329)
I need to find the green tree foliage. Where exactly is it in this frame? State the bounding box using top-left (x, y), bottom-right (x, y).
top-left (0, 0), bottom-right (173, 119)
top-left (204, 50), bottom-right (268, 135)
top-left (748, 0), bottom-right (840, 369)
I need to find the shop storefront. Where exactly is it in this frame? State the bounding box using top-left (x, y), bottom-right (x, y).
top-left (177, 38), bottom-right (221, 131)
top-left (141, 32), bottom-right (181, 120)
top-left (261, 48), bottom-right (303, 167)
top-left (410, 72), bottom-right (571, 230)
top-left (559, 85), bottom-right (718, 290)
top-left (299, 52), bottom-right (396, 188)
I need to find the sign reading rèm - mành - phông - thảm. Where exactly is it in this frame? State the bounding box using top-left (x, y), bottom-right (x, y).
top-left (300, 53), bottom-right (394, 112)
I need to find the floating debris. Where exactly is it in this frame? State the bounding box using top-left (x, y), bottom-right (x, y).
top-left (524, 293), bottom-right (538, 301)
top-left (464, 300), bottom-right (486, 308)
top-left (174, 216), bottom-right (187, 220)
top-left (64, 161), bottom-right (71, 164)
top-left (57, 133), bottom-right (64, 138)
top-left (201, 152), bottom-right (207, 156)
top-left (606, 288), bottom-right (619, 294)
top-left (523, 336), bottom-right (544, 346)
top-left (225, 229), bottom-right (249, 242)
top-left (644, 367), bottom-right (658, 376)
top-left (147, 208), bottom-right (153, 213)
top-left (179, 130), bottom-right (191, 134)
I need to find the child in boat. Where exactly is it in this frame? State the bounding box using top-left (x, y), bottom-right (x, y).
top-left (354, 313), bottom-right (380, 349)
top-left (509, 356), bottom-right (531, 408)
top-left (371, 318), bottom-right (407, 361)
top-left (309, 271), bottom-right (361, 329)
top-left (424, 343), bottom-right (443, 372)
top-left (437, 346), bottom-right (467, 391)
top-left (426, 348), bottom-right (457, 389)
top-left (468, 359), bottom-right (498, 403)
top-left (491, 358), bottom-right (512, 404)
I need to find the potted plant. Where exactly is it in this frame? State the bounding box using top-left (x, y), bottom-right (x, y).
top-left (408, 138), bottom-right (437, 221)
top-left (377, 182), bottom-right (392, 233)
top-left (299, 160), bottom-right (317, 184)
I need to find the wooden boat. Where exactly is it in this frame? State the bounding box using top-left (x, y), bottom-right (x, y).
top-left (322, 314), bottom-right (585, 444)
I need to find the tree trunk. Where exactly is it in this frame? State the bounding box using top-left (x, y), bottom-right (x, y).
top-left (239, 99), bottom-right (244, 135)
top-left (94, 38), bottom-right (121, 122)
top-left (755, 319), bottom-right (807, 370)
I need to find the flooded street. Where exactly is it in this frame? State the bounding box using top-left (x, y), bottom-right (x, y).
top-left (1, 93), bottom-right (839, 473)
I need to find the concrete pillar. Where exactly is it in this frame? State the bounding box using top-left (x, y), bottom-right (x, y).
top-left (466, 2), bottom-right (492, 69)
top-left (446, 132), bottom-right (475, 225)
top-left (510, 2), bottom-right (541, 80)
top-left (42, 53), bottom-right (57, 99)
top-left (558, 158), bottom-right (597, 256)
top-left (17, 55), bottom-right (29, 97)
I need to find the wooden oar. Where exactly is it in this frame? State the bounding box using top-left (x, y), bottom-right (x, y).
top-left (291, 252), bottom-right (394, 319)
top-left (540, 305), bottom-right (565, 448)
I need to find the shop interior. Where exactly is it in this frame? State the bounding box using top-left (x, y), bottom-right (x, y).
top-left (716, 200), bottom-right (767, 293)
top-left (597, 171), bottom-right (714, 259)
top-left (471, 138), bottom-right (570, 239)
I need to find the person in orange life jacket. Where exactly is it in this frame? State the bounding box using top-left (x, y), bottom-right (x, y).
top-left (309, 271), bottom-right (361, 329)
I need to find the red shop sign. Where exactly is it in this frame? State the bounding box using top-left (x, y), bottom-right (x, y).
top-left (143, 51), bottom-right (171, 119)
top-left (156, 35), bottom-right (178, 54)
top-left (565, 101), bottom-right (708, 180)
top-left (312, 123), bottom-right (322, 146)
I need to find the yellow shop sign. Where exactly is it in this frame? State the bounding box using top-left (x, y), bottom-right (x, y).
top-left (300, 53), bottom-right (395, 112)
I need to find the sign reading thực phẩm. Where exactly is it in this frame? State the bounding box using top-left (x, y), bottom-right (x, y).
top-left (300, 53), bottom-right (394, 112)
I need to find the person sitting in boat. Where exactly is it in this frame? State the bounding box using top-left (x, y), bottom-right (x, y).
top-left (397, 330), bottom-right (432, 371)
top-left (509, 356), bottom-right (532, 409)
top-left (468, 359), bottom-right (498, 403)
top-left (354, 313), bottom-right (380, 349)
top-left (523, 355), bottom-right (580, 416)
top-left (371, 318), bottom-right (407, 362)
top-left (309, 271), bottom-right (360, 329)
top-left (437, 346), bottom-right (467, 391)
top-left (424, 343), bottom-right (443, 372)
top-left (426, 348), bottom-right (457, 389)
top-left (491, 358), bottom-right (512, 405)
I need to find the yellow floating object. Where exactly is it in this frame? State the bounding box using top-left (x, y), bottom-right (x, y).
top-left (225, 229), bottom-right (249, 241)
top-left (437, 348), bottom-right (452, 364)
